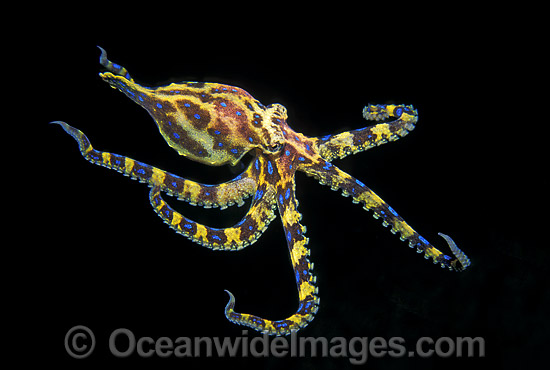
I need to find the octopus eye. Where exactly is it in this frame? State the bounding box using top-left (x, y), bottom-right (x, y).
top-left (268, 142), bottom-right (283, 153)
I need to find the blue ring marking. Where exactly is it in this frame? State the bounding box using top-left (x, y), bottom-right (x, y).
top-left (267, 161), bottom-right (273, 175)
top-left (394, 107), bottom-right (403, 117)
top-left (172, 181), bottom-right (178, 187)
top-left (164, 210), bottom-right (170, 217)
top-left (231, 149), bottom-right (238, 154)
top-left (156, 103), bottom-right (163, 109)
top-left (194, 113), bottom-right (201, 119)
top-left (137, 168), bottom-right (146, 175)
top-left (275, 321), bottom-right (288, 328)
top-left (285, 150), bottom-right (291, 156)
top-left (214, 130), bottom-right (221, 135)
top-left (323, 162), bottom-right (332, 170)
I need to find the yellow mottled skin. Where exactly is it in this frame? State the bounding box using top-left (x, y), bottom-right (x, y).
top-left (151, 167), bottom-right (166, 186)
top-left (124, 157), bottom-right (134, 175)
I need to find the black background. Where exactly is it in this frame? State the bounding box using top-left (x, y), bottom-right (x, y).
top-left (15, 8), bottom-right (547, 369)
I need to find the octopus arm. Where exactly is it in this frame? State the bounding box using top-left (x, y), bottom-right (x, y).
top-left (224, 178), bottom-right (320, 335)
top-left (50, 121), bottom-right (256, 209)
top-left (316, 104), bottom-right (417, 162)
top-left (149, 184), bottom-right (277, 250)
top-left (301, 161), bottom-right (470, 271)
